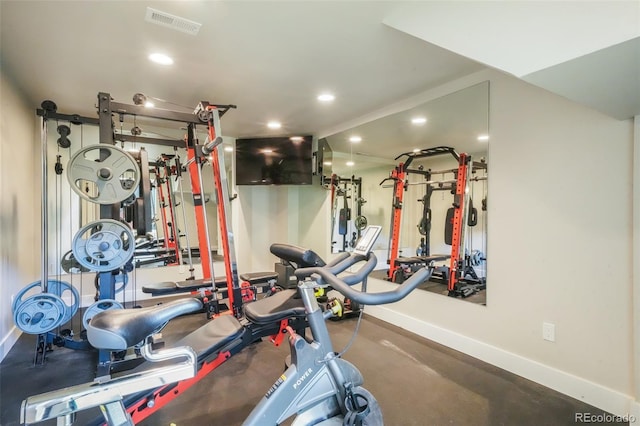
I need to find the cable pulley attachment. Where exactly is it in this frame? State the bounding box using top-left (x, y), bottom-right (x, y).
top-left (72, 219), bottom-right (135, 272)
top-left (56, 125), bottom-right (71, 148)
top-left (67, 144), bottom-right (140, 204)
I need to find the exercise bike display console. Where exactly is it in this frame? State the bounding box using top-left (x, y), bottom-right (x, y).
top-left (20, 227), bottom-right (433, 426)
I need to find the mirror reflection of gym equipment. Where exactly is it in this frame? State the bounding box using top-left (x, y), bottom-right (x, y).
top-left (324, 82), bottom-right (489, 305)
top-left (329, 175), bottom-right (368, 253)
top-left (382, 146), bottom-right (487, 300)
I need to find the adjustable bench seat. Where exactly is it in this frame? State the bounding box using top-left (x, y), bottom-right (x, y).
top-left (243, 289), bottom-right (305, 325)
top-left (142, 278), bottom-right (226, 295)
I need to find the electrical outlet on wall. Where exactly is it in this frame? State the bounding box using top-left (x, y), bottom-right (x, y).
top-left (543, 322), bottom-right (556, 342)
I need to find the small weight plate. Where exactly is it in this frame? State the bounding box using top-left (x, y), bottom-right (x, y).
top-left (72, 219), bottom-right (135, 272)
top-left (67, 144), bottom-right (140, 205)
top-left (83, 299), bottom-right (123, 327)
top-left (14, 294), bottom-right (66, 334)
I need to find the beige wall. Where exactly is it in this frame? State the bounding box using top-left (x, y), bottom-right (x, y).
top-left (0, 70), bottom-right (39, 360)
top-left (231, 68), bottom-right (636, 414)
top-left (351, 69), bottom-right (635, 415)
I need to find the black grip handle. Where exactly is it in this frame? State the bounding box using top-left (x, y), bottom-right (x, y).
top-left (312, 261), bottom-right (432, 306)
top-left (295, 253), bottom-right (367, 282)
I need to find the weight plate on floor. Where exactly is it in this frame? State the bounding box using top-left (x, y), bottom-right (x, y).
top-left (73, 219), bottom-right (135, 272)
top-left (67, 144), bottom-right (140, 204)
top-left (14, 294), bottom-right (66, 334)
top-left (82, 299), bottom-right (123, 327)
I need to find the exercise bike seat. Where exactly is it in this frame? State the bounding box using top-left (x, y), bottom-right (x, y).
top-left (243, 289), bottom-right (306, 324)
top-left (87, 298), bottom-right (203, 351)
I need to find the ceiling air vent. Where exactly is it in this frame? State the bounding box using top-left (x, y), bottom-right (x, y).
top-left (145, 7), bottom-right (202, 36)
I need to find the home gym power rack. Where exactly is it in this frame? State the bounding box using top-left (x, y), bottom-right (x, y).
top-left (329, 174), bottom-right (367, 252)
top-left (29, 93), bottom-right (245, 375)
top-left (381, 146), bottom-right (486, 297)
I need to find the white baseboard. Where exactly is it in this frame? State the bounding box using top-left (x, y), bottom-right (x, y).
top-left (630, 401), bottom-right (640, 423)
top-left (365, 305), bottom-right (636, 419)
top-left (0, 325), bottom-right (22, 363)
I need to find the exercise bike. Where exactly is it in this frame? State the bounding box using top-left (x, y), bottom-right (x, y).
top-left (21, 226), bottom-right (433, 425)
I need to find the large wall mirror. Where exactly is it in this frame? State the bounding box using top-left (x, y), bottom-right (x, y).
top-left (323, 81), bottom-right (489, 304)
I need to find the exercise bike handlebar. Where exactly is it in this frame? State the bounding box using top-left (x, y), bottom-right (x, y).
top-left (296, 253), bottom-right (433, 305)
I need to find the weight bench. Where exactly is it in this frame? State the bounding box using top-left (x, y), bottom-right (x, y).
top-left (21, 290), bottom-right (308, 425)
top-left (142, 272), bottom-right (278, 298)
top-left (393, 255), bottom-right (451, 284)
top-left (395, 254), bottom-right (450, 266)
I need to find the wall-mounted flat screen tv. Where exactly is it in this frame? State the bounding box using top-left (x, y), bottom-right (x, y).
top-left (235, 136), bottom-right (313, 185)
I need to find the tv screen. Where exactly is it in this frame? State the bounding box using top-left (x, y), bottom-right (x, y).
top-left (235, 136), bottom-right (313, 185)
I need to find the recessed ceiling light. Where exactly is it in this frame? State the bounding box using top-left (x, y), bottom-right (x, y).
top-left (262, 149), bottom-right (273, 154)
top-left (317, 93), bottom-right (335, 102)
top-left (349, 136), bottom-right (362, 143)
top-left (148, 53), bottom-right (174, 65)
top-left (290, 136), bottom-right (304, 142)
top-left (144, 101), bottom-right (155, 108)
top-left (267, 121), bottom-right (281, 129)
top-left (411, 117), bottom-right (427, 125)
top-left (346, 161), bottom-right (354, 167)
top-left (477, 135), bottom-right (489, 141)
top-left (224, 146), bottom-right (233, 152)
top-left (412, 148), bottom-right (421, 153)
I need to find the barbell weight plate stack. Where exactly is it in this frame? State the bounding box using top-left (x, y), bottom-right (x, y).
top-left (14, 293), bottom-right (67, 335)
top-left (67, 144), bottom-right (140, 205)
top-left (82, 299), bottom-right (124, 328)
top-left (12, 280), bottom-right (80, 326)
top-left (72, 219), bottom-right (135, 272)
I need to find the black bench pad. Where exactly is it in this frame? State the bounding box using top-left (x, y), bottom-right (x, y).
top-left (243, 289), bottom-right (305, 324)
top-left (175, 314), bottom-right (244, 360)
top-left (395, 255), bottom-right (450, 265)
top-left (240, 271), bottom-right (278, 284)
top-left (142, 277), bottom-right (227, 295)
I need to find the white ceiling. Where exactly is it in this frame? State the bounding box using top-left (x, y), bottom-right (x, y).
top-left (383, 1), bottom-right (640, 120)
top-left (0, 1), bottom-right (483, 144)
top-left (1, 1), bottom-right (637, 160)
top-left (326, 81), bottom-right (489, 174)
